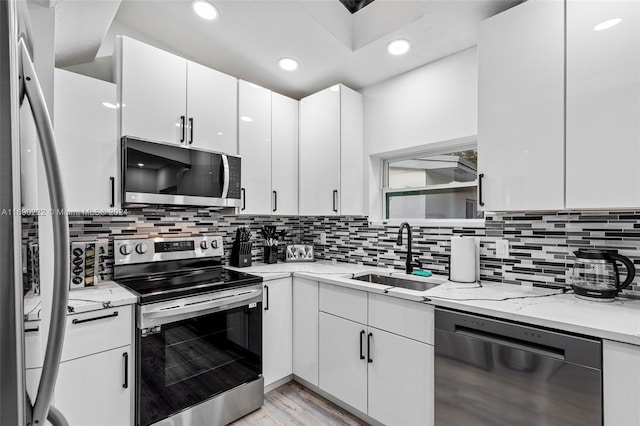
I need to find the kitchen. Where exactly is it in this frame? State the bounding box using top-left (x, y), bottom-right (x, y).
top-left (1, 0), bottom-right (639, 425)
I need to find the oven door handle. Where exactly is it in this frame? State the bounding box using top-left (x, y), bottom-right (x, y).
top-left (143, 289), bottom-right (261, 322)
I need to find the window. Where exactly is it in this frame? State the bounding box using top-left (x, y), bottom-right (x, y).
top-left (383, 147), bottom-right (482, 220)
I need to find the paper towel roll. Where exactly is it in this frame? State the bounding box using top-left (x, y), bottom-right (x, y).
top-left (450, 236), bottom-right (478, 283)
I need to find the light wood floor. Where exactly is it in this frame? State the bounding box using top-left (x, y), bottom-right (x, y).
top-left (231, 382), bottom-right (367, 426)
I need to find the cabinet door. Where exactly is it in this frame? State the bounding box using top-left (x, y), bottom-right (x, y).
top-left (238, 80), bottom-right (272, 215)
top-left (54, 69), bottom-right (118, 211)
top-left (368, 328), bottom-right (434, 426)
top-left (478, 0), bottom-right (564, 211)
top-left (603, 340), bottom-right (640, 425)
top-left (566, 1), bottom-right (640, 209)
top-left (186, 61), bottom-right (238, 154)
top-left (118, 36), bottom-right (187, 144)
top-left (292, 278), bottom-right (319, 386)
top-left (55, 346), bottom-right (132, 426)
top-left (262, 278), bottom-right (293, 388)
top-left (299, 87), bottom-right (341, 216)
top-left (271, 92), bottom-right (299, 215)
top-left (339, 85), bottom-right (364, 216)
top-left (318, 312), bottom-right (367, 414)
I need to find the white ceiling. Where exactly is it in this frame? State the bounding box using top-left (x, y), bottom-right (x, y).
top-left (57, 0), bottom-right (523, 99)
top-left (54, 0), bottom-right (121, 67)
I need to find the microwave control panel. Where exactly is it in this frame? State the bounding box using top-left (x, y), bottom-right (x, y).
top-left (227, 156), bottom-right (241, 199)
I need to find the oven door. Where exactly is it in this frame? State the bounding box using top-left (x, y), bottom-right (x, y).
top-left (122, 136), bottom-right (241, 207)
top-left (137, 287), bottom-right (262, 426)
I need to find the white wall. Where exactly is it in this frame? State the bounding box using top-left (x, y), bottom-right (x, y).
top-left (360, 47), bottom-right (478, 221)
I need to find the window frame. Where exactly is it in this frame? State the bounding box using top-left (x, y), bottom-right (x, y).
top-left (381, 141), bottom-right (484, 225)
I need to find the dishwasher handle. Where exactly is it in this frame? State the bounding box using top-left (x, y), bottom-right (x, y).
top-left (455, 327), bottom-right (565, 361)
top-left (435, 309), bottom-right (601, 369)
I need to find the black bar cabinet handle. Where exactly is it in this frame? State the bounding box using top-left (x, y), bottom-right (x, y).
top-left (367, 332), bottom-right (373, 363)
top-left (25, 326), bottom-right (40, 333)
top-left (359, 330), bottom-right (365, 360)
top-left (109, 176), bottom-right (115, 208)
top-left (122, 352), bottom-right (128, 389)
top-left (71, 311), bottom-right (118, 325)
top-left (332, 190), bottom-right (338, 213)
top-left (478, 173), bottom-right (485, 207)
top-left (264, 285), bottom-right (269, 311)
top-left (189, 117), bottom-right (194, 144)
top-left (272, 191), bottom-right (277, 212)
top-left (241, 188), bottom-right (246, 211)
top-left (180, 115), bottom-right (186, 142)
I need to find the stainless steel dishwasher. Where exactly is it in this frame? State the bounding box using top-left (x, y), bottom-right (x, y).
top-left (435, 309), bottom-right (602, 426)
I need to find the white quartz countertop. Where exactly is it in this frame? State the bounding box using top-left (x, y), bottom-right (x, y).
top-left (24, 280), bottom-right (137, 321)
top-left (231, 261), bottom-right (640, 345)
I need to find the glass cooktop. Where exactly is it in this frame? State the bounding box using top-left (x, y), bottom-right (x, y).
top-left (116, 260), bottom-right (262, 304)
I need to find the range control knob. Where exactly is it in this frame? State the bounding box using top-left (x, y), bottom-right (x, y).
top-left (119, 244), bottom-right (132, 255)
top-left (211, 239), bottom-right (219, 249)
top-left (135, 243), bottom-right (148, 254)
top-left (200, 240), bottom-right (209, 250)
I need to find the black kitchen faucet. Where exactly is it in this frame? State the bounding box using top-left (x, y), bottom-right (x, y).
top-left (396, 222), bottom-right (421, 274)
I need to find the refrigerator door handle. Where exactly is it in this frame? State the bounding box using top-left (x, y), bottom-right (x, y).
top-left (19, 38), bottom-right (70, 426)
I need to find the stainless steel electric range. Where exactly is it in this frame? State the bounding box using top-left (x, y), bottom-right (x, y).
top-left (113, 236), bottom-right (264, 426)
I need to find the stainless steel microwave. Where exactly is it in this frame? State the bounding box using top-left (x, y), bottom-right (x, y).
top-left (121, 136), bottom-right (241, 207)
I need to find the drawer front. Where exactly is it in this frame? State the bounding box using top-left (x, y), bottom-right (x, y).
top-left (62, 305), bottom-right (133, 362)
top-left (24, 322), bottom-right (43, 369)
top-left (319, 282), bottom-right (367, 325)
top-left (368, 293), bottom-right (434, 344)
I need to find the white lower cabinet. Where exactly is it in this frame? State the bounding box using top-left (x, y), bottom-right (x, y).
top-left (603, 340), bottom-right (640, 425)
top-left (367, 328), bottom-right (434, 426)
top-left (318, 312), bottom-right (368, 414)
top-left (55, 346), bottom-right (132, 426)
top-left (292, 278), bottom-right (319, 386)
top-left (262, 278), bottom-right (293, 388)
top-left (317, 282), bottom-right (434, 425)
top-left (54, 305), bottom-right (134, 425)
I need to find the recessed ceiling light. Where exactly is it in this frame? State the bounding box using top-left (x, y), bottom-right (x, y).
top-left (217, 132), bottom-right (223, 135)
top-left (387, 39), bottom-right (411, 55)
top-left (278, 57), bottom-right (298, 71)
top-left (240, 116), bottom-right (253, 122)
top-left (102, 102), bottom-right (117, 109)
top-left (594, 18), bottom-right (621, 31)
top-left (138, 163), bottom-right (144, 167)
top-left (192, 0), bottom-right (218, 20)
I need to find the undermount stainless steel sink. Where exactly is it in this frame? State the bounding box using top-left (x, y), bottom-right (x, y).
top-left (352, 273), bottom-right (443, 291)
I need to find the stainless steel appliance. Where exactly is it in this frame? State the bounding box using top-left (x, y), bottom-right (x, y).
top-left (435, 309), bottom-right (602, 426)
top-left (2, 2), bottom-right (71, 425)
top-left (121, 136), bottom-right (242, 208)
top-left (69, 240), bottom-right (108, 289)
top-left (113, 236), bottom-right (264, 426)
top-left (570, 249), bottom-right (636, 301)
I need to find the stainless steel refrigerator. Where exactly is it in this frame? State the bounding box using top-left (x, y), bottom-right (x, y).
top-left (1, 1), bottom-right (70, 425)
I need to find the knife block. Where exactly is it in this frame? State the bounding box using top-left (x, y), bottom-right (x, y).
top-left (230, 241), bottom-right (252, 267)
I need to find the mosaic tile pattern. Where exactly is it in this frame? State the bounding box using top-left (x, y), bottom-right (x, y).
top-left (21, 208), bottom-right (640, 298)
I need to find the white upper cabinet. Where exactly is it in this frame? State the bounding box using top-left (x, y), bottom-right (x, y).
top-left (271, 92), bottom-right (299, 216)
top-left (54, 68), bottom-right (119, 211)
top-left (566, 0), bottom-right (640, 209)
top-left (478, 0), bottom-right (565, 211)
top-left (239, 80), bottom-right (272, 215)
top-left (299, 84), bottom-right (363, 216)
top-left (238, 82), bottom-right (299, 215)
top-left (118, 36), bottom-right (238, 153)
top-left (339, 86), bottom-right (364, 216)
top-left (186, 60), bottom-right (238, 154)
top-left (118, 36), bottom-right (187, 144)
